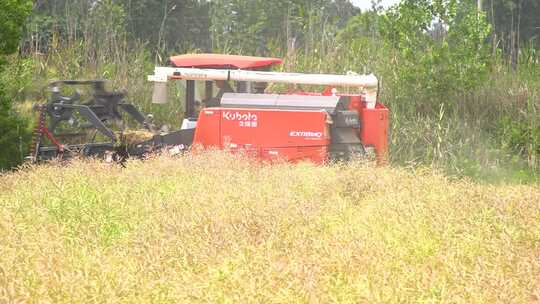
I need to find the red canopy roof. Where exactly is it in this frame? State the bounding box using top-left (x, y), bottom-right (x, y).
top-left (169, 53), bottom-right (283, 69)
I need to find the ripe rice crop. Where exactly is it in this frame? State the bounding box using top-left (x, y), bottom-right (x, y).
top-left (1, 152), bottom-right (539, 303)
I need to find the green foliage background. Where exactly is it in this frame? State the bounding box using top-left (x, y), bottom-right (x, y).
top-left (1, 0), bottom-right (539, 181)
top-left (0, 0), bottom-right (32, 169)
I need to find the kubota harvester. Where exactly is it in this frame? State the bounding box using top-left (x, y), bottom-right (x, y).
top-left (31, 54), bottom-right (388, 164)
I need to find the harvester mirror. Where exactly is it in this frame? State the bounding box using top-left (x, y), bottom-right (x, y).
top-left (152, 82), bottom-right (168, 104)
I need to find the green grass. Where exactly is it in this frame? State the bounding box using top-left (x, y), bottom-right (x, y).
top-left (1, 152), bottom-right (539, 303)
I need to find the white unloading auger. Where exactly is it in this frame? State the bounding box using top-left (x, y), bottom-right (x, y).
top-left (148, 67), bottom-right (379, 108)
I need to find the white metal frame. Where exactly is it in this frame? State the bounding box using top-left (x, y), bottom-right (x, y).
top-left (148, 67), bottom-right (379, 108)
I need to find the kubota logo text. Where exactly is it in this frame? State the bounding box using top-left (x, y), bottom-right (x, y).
top-left (223, 111), bottom-right (258, 121)
top-left (289, 131), bottom-right (323, 138)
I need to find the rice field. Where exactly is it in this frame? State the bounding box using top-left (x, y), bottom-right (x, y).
top-left (1, 152), bottom-right (539, 303)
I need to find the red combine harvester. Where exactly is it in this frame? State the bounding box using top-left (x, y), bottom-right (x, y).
top-left (30, 54), bottom-right (388, 164)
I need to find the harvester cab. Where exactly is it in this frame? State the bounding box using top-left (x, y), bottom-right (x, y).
top-left (148, 53), bottom-right (389, 164)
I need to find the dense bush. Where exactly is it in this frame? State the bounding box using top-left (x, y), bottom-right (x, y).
top-left (380, 0), bottom-right (492, 112)
top-left (0, 0), bottom-right (32, 170)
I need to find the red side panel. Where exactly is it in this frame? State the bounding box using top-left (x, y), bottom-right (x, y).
top-left (169, 54), bottom-right (283, 70)
top-left (261, 146), bottom-right (327, 163)
top-left (360, 103), bottom-right (389, 164)
top-left (219, 108), bottom-right (329, 147)
top-left (193, 99), bottom-right (389, 165)
top-left (193, 109), bottom-right (221, 147)
top-left (193, 107), bottom-right (330, 164)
